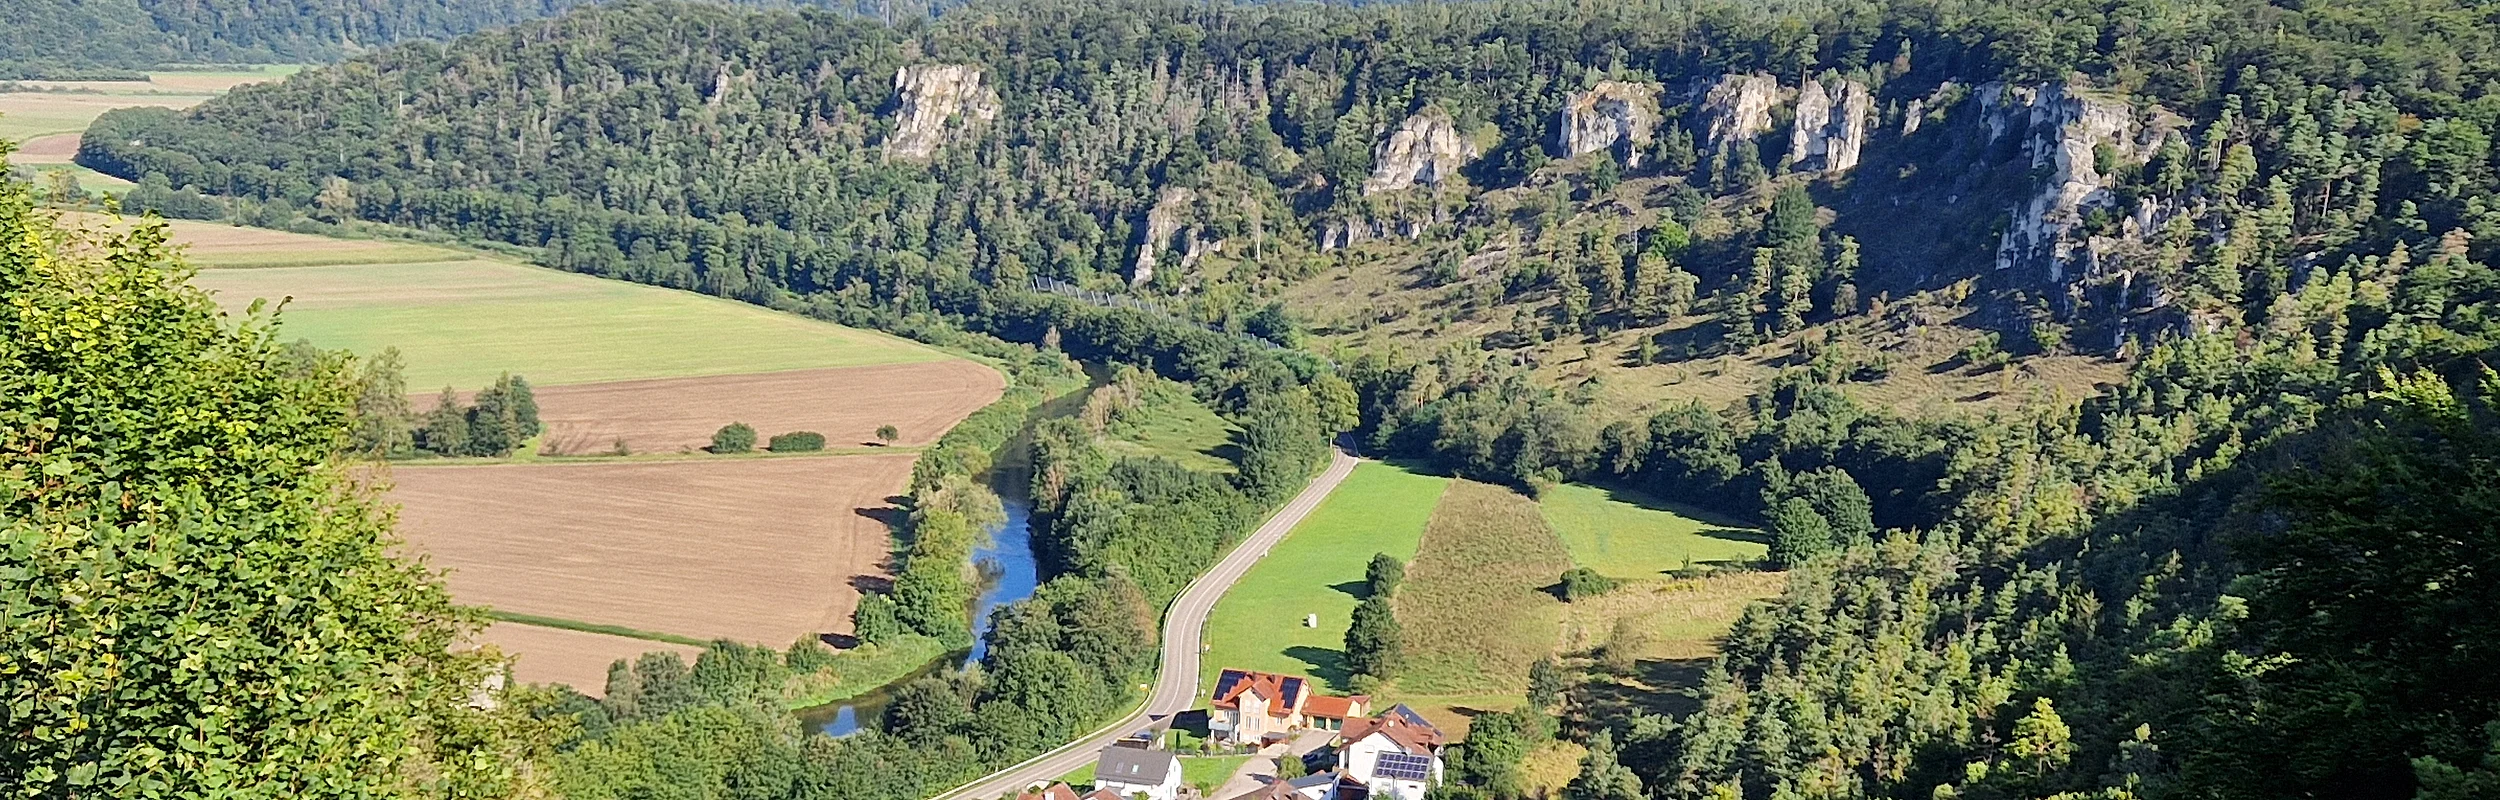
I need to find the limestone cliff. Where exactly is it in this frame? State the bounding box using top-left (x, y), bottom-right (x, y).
top-left (884, 64), bottom-right (1000, 161)
top-left (1695, 72), bottom-right (1778, 156)
top-left (1785, 78), bottom-right (1872, 174)
top-left (1365, 109), bottom-right (1478, 195)
top-left (1556, 81), bottom-right (1661, 166)
top-left (1132, 186), bottom-right (1199, 286)
top-left (1985, 83), bottom-right (2149, 282)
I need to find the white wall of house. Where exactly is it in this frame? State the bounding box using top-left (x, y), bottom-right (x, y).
top-left (1340, 734), bottom-right (1439, 800)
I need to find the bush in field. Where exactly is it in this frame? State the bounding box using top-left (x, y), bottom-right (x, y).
top-left (1560, 567), bottom-right (1618, 601)
top-left (875, 424), bottom-right (900, 444)
top-left (1366, 553), bottom-right (1404, 598)
top-left (711, 422), bottom-right (756, 453)
top-left (769, 431), bottom-right (826, 452)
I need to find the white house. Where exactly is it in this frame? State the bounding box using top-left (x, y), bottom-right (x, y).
top-left (1092, 744), bottom-right (1182, 800)
top-left (1334, 705), bottom-right (1445, 800)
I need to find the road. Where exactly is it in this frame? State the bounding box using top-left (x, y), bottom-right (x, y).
top-left (934, 445), bottom-right (1363, 800)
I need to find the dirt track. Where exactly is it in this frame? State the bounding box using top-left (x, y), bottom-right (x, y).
top-left (514, 361), bottom-right (1004, 455)
top-left (391, 453), bottom-right (918, 685)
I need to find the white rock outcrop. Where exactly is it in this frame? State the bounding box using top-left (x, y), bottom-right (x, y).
top-left (1557, 81), bottom-right (1662, 166)
top-left (1695, 73), bottom-right (1779, 156)
top-left (1131, 186), bottom-right (1198, 286)
top-left (884, 64), bottom-right (1000, 161)
top-left (1365, 110), bottom-right (1478, 195)
top-left (1986, 83), bottom-right (2148, 282)
top-left (1786, 78), bottom-right (1872, 174)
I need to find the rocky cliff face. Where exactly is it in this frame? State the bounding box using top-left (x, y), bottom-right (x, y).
top-left (1786, 78), bottom-right (1872, 174)
top-left (1695, 72), bottom-right (1779, 157)
top-left (885, 64), bottom-right (1000, 161)
top-left (1557, 81), bottom-right (1661, 166)
top-left (1985, 83), bottom-right (2149, 283)
top-left (1131, 186), bottom-right (1200, 286)
top-left (1366, 109), bottom-right (1478, 195)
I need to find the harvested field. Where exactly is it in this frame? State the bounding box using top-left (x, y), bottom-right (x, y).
top-left (476, 622), bottom-right (701, 692)
top-left (391, 454), bottom-right (917, 668)
top-left (13, 132), bottom-right (78, 163)
top-left (58, 211), bottom-right (459, 267)
top-left (519, 361), bottom-right (1003, 455)
top-left (0, 92), bottom-right (211, 140)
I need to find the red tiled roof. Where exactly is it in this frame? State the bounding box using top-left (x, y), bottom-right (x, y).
top-left (1015, 784), bottom-right (1081, 800)
top-left (1210, 669), bottom-right (1308, 718)
top-left (1080, 791), bottom-right (1125, 800)
top-left (1303, 694), bottom-right (1369, 720)
top-left (1340, 707), bottom-right (1445, 754)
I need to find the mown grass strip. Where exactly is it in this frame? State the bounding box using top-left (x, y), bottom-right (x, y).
top-left (486, 610), bottom-right (710, 648)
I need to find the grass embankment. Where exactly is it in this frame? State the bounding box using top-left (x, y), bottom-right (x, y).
top-left (1198, 462), bottom-right (1451, 692)
top-left (1102, 388), bottom-right (1238, 473)
top-left (188, 256), bottom-right (950, 388)
top-left (1538, 483), bottom-right (1767, 578)
top-left (782, 634), bottom-right (952, 709)
top-left (487, 611), bottom-right (709, 648)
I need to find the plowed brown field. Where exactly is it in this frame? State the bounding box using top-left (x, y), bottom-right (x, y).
top-left (475, 623), bottom-right (704, 691)
top-left (519, 361), bottom-right (1004, 455)
top-left (392, 454), bottom-right (919, 688)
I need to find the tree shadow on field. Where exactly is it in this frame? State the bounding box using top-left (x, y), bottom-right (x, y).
top-left (1329, 580), bottom-right (1370, 599)
top-left (1282, 646), bottom-right (1354, 691)
top-left (1576, 657), bottom-right (1714, 724)
top-left (849, 574), bottom-right (894, 593)
top-left (856, 505), bottom-right (907, 530)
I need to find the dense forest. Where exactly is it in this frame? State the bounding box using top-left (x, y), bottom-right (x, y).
top-left (0, 0), bottom-right (951, 74)
top-left (35, 0), bottom-right (2500, 796)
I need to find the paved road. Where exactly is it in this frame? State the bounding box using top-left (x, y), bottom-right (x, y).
top-left (935, 446), bottom-right (1363, 800)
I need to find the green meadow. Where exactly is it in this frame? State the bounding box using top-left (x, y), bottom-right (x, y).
top-left (1538, 483), bottom-right (1766, 579)
top-left (190, 254), bottom-right (950, 389)
top-left (1197, 462), bottom-right (1450, 693)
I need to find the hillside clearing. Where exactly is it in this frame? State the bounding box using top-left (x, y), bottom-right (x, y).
top-left (1539, 483), bottom-right (1765, 579)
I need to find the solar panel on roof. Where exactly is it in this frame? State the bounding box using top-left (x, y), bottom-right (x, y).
top-left (1281, 677), bottom-right (1303, 700)
top-left (1374, 753), bottom-right (1433, 781)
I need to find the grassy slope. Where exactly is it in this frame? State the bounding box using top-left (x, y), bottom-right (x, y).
top-left (1198, 462), bottom-right (1451, 693)
top-left (190, 256), bottom-right (949, 389)
top-left (1274, 173), bottom-right (2125, 424)
top-left (1538, 483), bottom-right (1766, 578)
top-left (1104, 391), bottom-right (1238, 473)
top-left (1393, 480), bottom-right (1575, 701)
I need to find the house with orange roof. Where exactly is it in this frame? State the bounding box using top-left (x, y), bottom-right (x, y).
top-left (1207, 668), bottom-right (1370, 743)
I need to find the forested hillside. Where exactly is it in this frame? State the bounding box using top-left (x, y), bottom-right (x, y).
top-left (58, 0), bottom-right (2500, 796)
top-left (0, 0), bottom-right (946, 74)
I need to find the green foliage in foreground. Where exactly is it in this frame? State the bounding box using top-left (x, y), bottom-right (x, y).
top-left (0, 157), bottom-right (538, 795)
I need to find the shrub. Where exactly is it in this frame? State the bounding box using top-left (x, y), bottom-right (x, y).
top-left (711, 422), bottom-right (757, 453)
top-left (769, 431), bottom-right (826, 452)
top-left (874, 424), bottom-right (900, 444)
top-left (1559, 567), bottom-right (1618, 601)
top-left (1366, 553), bottom-right (1404, 598)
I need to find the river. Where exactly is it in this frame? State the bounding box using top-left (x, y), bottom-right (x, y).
top-left (797, 372), bottom-right (1098, 737)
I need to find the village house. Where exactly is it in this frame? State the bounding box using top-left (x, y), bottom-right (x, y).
top-left (1091, 742), bottom-right (1183, 800)
top-left (1332, 705), bottom-right (1445, 800)
top-left (1207, 668), bottom-right (1371, 743)
top-left (1016, 782), bottom-right (1124, 800)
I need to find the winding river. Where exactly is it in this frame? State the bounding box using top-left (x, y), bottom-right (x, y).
top-left (798, 371), bottom-right (1098, 737)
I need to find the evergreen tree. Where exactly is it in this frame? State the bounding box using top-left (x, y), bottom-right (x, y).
top-left (1344, 595), bottom-right (1403, 680)
top-left (1767, 498), bottom-right (1832, 567)
top-left (416, 386), bottom-right (470, 456)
